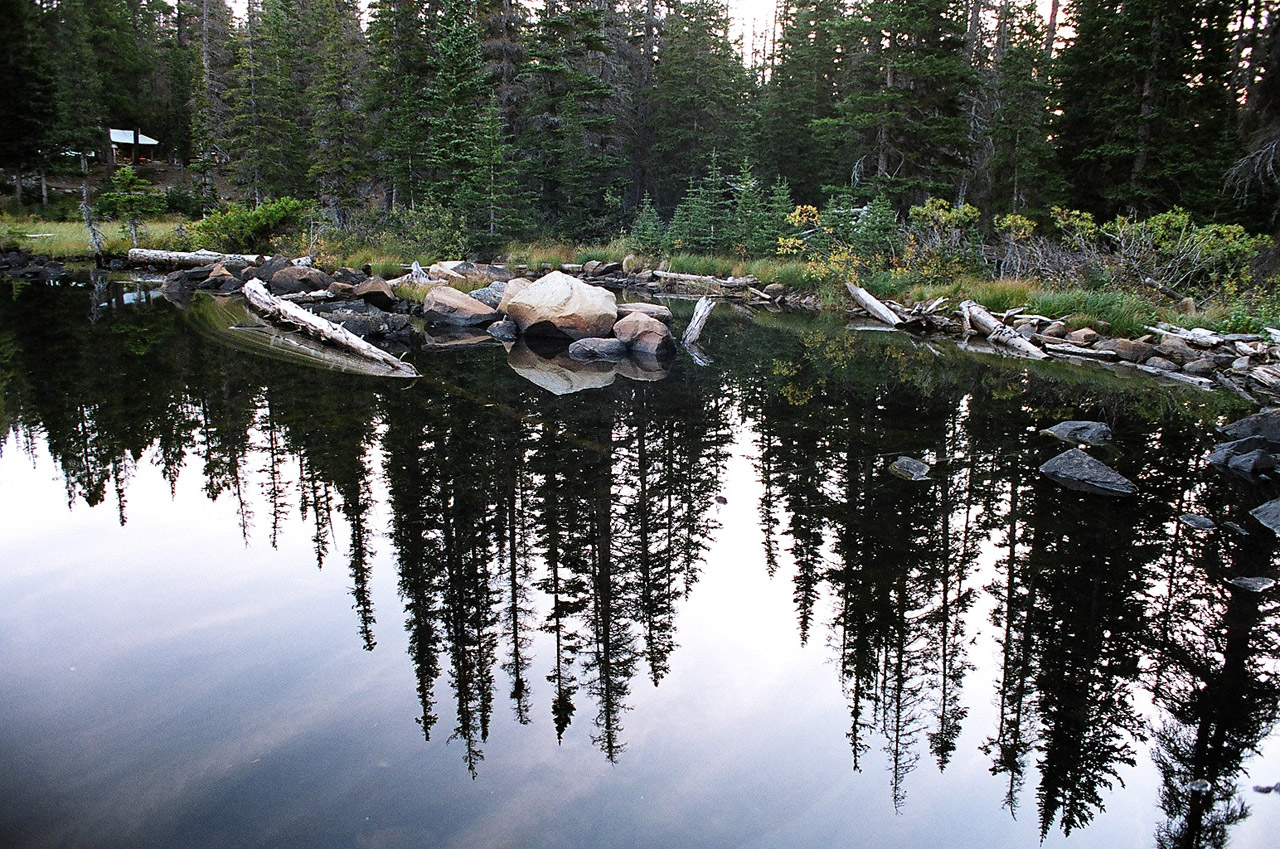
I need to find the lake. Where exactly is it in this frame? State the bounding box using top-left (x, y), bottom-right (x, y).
top-left (1, 277), bottom-right (1278, 848)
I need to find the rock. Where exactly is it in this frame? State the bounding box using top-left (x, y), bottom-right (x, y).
top-left (568, 337), bottom-right (629, 362)
top-left (1040, 420), bottom-right (1113, 446)
top-left (1176, 297), bottom-right (1197, 314)
top-left (328, 281), bottom-right (356, 298)
top-left (889, 456), bottom-right (930, 481)
top-left (468, 282), bottom-right (507, 309)
top-left (497, 278), bottom-right (533, 313)
top-left (1154, 336), bottom-right (1196, 364)
top-left (1184, 357), bottom-right (1217, 377)
top-left (613, 312), bottom-right (675, 355)
top-left (353, 276), bottom-right (397, 310)
top-left (333, 267), bottom-right (369, 286)
top-left (764, 283), bottom-right (787, 300)
top-left (1228, 576), bottom-right (1276, 592)
top-left (486, 319), bottom-right (519, 341)
top-left (1249, 497), bottom-right (1280, 536)
top-left (595, 261), bottom-right (623, 276)
top-left (420, 285), bottom-right (501, 326)
top-left (1220, 409), bottom-right (1280, 446)
top-left (1096, 338), bottom-right (1155, 363)
top-left (616, 302), bottom-right (673, 323)
top-left (1208, 436), bottom-right (1275, 476)
top-left (255, 255), bottom-right (292, 283)
top-left (269, 264), bottom-right (332, 295)
top-left (1233, 356), bottom-right (1254, 372)
top-left (1042, 322), bottom-right (1068, 338)
top-left (1178, 513), bottom-right (1216, 532)
top-left (622, 253), bottom-right (641, 274)
top-left (1145, 356), bottom-right (1180, 372)
top-left (428, 260), bottom-right (477, 282)
top-left (184, 263), bottom-right (216, 282)
top-left (583, 260), bottom-right (602, 276)
top-left (507, 341), bottom-right (618, 394)
top-left (504, 271), bottom-right (618, 340)
top-left (199, 273), bottom-right (238, 291)
top-left (1038, 448), bottom-right (1136, 496)
top-left (1229, 448), bottom-right (1277, 479)
top-left (1065, 327), bottom-right (1100, 346)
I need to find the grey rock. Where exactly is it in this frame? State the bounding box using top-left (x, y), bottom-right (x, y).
top-left (269, 264), bottom-right (332, 295)
top-left (421, 285), bottom-right (501, 326)
top-left (1249, 497), bottom-right (1280, 536)
top-left (1039, 448), bottom-right (1136, 496)
top-left (1184, 357), bottom-right (1217, 377)
top-left (1065, 327), bottom-right (1100, 346)
top-left (1221, 409), bottom-right (1280, 446)
top-left (353, 277), bottom-right (397, 310)
top-left (1041, 420), bottom-right (1113, 447)
top-left (568, 337), bottom-right (629, 362)
top-left (889, 456), bottom-right (931, 481)
top-left (1145, 356), bottom-right (1180, 372)
top-left (1224, 521), bottom-right (1249, 536)
top-left (332, 267), bottom-right (369, 286)
top-left (1228, 449), bottom-right (1277, 479)
top-left (468, 282), bottom-right (507, 309)
top-left (1178, 513), bottom-right (1216, 532)
top-left (1227, 576), bottom-right (1276, 592)
top-left (486, 319), bottom-right (519, 341)
top-left (1042, 322), bottom-right (1068, 338)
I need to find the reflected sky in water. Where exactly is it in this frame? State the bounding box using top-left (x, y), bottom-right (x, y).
top-left (1, 281), bottom-right (1278, 848)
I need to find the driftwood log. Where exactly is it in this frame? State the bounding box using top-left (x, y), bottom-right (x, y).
top-left (960, 300), bottom-right (1050, 360)
top-left (682, 296), bottom-right (716, 347)
top-left (846, 282), bottom-right (902, 327)
top-left (242, 279), bottom-right (419, 378)
top-left (128, 247), bottom-right (265, 267)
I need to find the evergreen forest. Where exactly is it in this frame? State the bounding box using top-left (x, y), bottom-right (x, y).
top-left (4, 0), bottom-right (1280, 253)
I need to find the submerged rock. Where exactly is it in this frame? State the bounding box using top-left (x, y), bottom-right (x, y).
top-left (1041, 420), bottom-right (1113, 447)
top-left (1038, 449), bottom-right (1136, 496)
top-left (1178, 513), bottom-right (1216, 532)
top-left (1227, 576), bottom-right (1276, 592)
top-left (486, 319), bottom-right (519, 341)
top-left (889, 456), bottom-right (931, 481)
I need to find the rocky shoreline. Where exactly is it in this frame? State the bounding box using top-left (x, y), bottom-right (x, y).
top-left (9, 245), bottom-right (1280, 405)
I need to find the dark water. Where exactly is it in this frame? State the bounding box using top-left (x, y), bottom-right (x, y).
top-left (1, 280), bottom-right (1278, 849)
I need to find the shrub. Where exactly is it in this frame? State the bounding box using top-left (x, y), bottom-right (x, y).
top-left (190, 197), bottom-right (308, 254)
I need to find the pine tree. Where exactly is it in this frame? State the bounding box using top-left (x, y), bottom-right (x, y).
top-left (827, 0), bottom-right (976, 207)
top-left (517, 0), bottom-right (623, 239)
top-left (307, 0), bottom-right (368, 220)
top-left (1054, 0), bottom-right (1242, 219)
top-left (628, 192), bottom-right (665, 254)
top-left (757, 0), bottom-right (847, 204)
top-left (0, 0), bottom-right (53, 175)
top-left (366, 0), bottom-right (432, 209)
top-left (646, 0), bottom-right (752, 209)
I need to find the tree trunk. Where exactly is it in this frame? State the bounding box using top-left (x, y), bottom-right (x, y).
top-left (960, 300), bottom-right (1049, 359)
top-left (128, 247), bottom-right (265, 267)
top-left (847, 282), bottom-right (902, 327)
top-left (242, 279), bottom-right (419, 378)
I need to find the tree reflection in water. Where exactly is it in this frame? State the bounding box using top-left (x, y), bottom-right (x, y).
top-left (2, 282), bottom-right (1278, 843)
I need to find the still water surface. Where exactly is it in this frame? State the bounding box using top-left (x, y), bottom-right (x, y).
top-left (1, 280), bottom-right (1278, 848)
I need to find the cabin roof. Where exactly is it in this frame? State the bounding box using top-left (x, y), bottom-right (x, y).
top-left (109, 129), bottom-right (159, 146)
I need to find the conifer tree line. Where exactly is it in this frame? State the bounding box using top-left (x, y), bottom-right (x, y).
top-left (5, 0), bottom-right (1280, 249)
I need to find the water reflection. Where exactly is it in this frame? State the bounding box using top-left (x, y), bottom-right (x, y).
top-left (2, 283), bottom-right (1279, 846)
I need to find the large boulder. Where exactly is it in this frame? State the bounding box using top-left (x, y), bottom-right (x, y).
top-left (503, 271), bottom-right (618, 340)
top-left (1038, 448), bottom-right (1136, 496)
top-left (420, 285), bottom-right (501, 326)
top-left (613, 312), bottom-right (675, 355)
top-left (497, 278), bottom-right (533, 313)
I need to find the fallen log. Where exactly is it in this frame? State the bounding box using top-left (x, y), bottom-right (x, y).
top-left (128, 247), bottom-right (264, 268)
top-left (846, 282), bottom-right (902, 328)
top-left (960, 300), bottom-right (1050, 360)
top-left (683, 296), bottom-right (716, 347)
top-left (242, 279), bottom-right (419, 378)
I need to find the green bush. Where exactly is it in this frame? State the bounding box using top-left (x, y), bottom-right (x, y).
top-left (190, 197), bottom-right (308, 254)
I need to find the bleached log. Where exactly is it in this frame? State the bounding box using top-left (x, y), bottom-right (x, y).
top-left (655, 270), bottom-right (720, 284)
top-left (242, 279), bottom-right (419, 378)
top-left (682, 296), bottom-right (716, 347)
top-left (128, 247), bottom-right (264, 267)
top-left (846, 282), bottom-right (902, 327)
top-left (960, 300), bottom-right (1050, 360)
